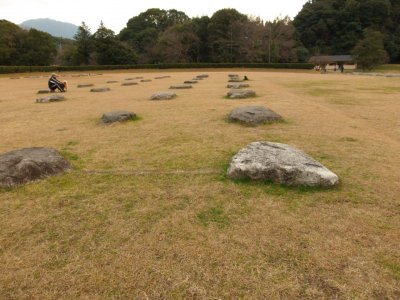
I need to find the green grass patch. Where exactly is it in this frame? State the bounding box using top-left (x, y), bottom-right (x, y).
top-left (197, 207), bottom-right (230, 228)
top-left (377, 253), bottom-right (400, 280)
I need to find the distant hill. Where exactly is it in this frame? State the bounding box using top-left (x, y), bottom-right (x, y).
top-left (20, 18), bottom-right (78, 39)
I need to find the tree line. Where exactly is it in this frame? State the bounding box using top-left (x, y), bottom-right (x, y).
top-left (1, 2), bottom-right (400, 68)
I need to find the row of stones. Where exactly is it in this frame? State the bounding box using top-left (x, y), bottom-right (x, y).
top-left (221, 74), bottom-right (339, 187)
top-left (1, 73), bottom-right (339, 188)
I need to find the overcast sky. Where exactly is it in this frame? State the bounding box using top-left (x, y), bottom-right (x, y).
top-left (1, 0), bottom-right (308, 33)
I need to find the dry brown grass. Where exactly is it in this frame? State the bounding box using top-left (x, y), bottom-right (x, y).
top-left (0, 70), bottom-right (399, 299)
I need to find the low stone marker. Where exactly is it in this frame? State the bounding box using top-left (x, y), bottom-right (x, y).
top-left (140, 79), bottom-right (152, 82)
top-left (122, 82), bottom-right (138, 86)
top-left (125, 78), bottom-right (135, 80)
top-left (155, 76), bottom-right (171, 79)
top-left (91, 87), bottom-right (110, 92)
top-left (77, 84), bottom-right (94, 88)
top-left (227, 90), bottom-right (256, 99)
top-left (228, 106), bottom-right (282, 125)
top-left (101, 110), bottom-right (136, 124)
top-left (150, 92), bottom-right (177, 100)
top-left (227, 141), bottom-right (339, 187)
top-left (227, 83), bottom-right (250, 89)
top-left (170, 84), bottom-right (192, 89)
top-left (36, 95), bottom-right (65, 103)
top-left (197, 74), bottom-right (209, 78)
top-left (0, 147), bottom-right (72, 188)
top-left (184, 80), bottom-right (198, 84)
top-left (37, 89), bottom-right (51, 94)
top-left (228, 74), bottom-right (239, 78)
top-left (228, 78), bottom-right (244, 82)
top-left (106, 80), bottom-right (118, 83)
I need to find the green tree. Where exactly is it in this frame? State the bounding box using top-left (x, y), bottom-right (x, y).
top-left (352, 28), bottom-right (389, 70)
top-left (93, 22), bottom-right (137, 65)
top-left (157, 23), bottom-right (199, 63)
top-left (74, 22), bottom-right (94, 65)
top-left (293, 0), bottom-right (400, 62)
top-left (13, 29), bottom-right (57, 65)
top-left (190, 16), bottom-right (211, 62)
top-left (0, 20), bottom-right (23, 65)
top-left (119, 8), bottom-right (189, 63)
top-left (208, 8), bottom-right (248, 62)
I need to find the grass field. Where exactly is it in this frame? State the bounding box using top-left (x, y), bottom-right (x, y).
top-left (0, 70), bottom-right (399, 299)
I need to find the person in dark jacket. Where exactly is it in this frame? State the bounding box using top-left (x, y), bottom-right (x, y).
top-left (48, 73), bottom-right (67, 92)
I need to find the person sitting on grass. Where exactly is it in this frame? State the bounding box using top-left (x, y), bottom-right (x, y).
top-left (48, 73), bottom-right (67, 92)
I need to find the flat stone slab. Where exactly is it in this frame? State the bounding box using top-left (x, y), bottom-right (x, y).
top-left (227, 141), bottom-right (339, 187)
top-left (170, 84), bottom-right (192, 89)
top-left (91, 87), bottom-right (110, 92)
top-left (184, 80), bottom-right (198, 84)
top-left (155, 76), bottom-right (171, 79)
top-left (227, 83), bottom-right (250, 89)
top-left (106, 80), bottom-right (118, 83)
top-left (37, 89), bottom-right (51, 94)
top-left (122, 82), bottom-right (138, 86)
top-left (150, 92), bottom-right (177, 100)
top-left (101, 110), bottom-right (136, 124)
top-left (228, 106), bottom-right (282, 125)
top-left (125, 78), bottom-right (135, 80)
top-left (0, 147), bottom-right (72, 188)
top-left (36, 95), bottom-right (65, 103)
top-left (228, 78), bottom-right (244, 82)
top-left (227, 90), bottom-right (256, 99)
top-left (197, 74), bottom-right (209, 78)
top-left (140, 79), bottom-right (152, 82)
top-left (228, 74), bottom-right (239, 78)
top-left (77, 84), bottom-right (94, 88)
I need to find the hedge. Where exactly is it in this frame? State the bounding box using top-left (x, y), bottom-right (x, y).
top-left (0, 63), bottom-right (314, 74)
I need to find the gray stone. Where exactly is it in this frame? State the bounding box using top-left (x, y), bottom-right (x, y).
top-left (91, 87), bottom-right (110, 92)
top-left (37, 89), bottom-right (51, 94)
top-left (101, 110), bottom-right (136, 124)
top-left (170, 84), bottom-right (192, 89)
top-left (228, 78), bottom-right (244, 82)
top-left (197, 74), bottom-right (209, 78)
top-left (184, 80), bottom-right (198, 84)
top-left (77, 84), bottom-right (94, 88)
top-left (36, 95), bottom-right (65, 103)
top-left (0, 147), bottom-right (72, 188)
top-left (227, 141), bottom-right (339, 187)
top-left (227, 83), bottom-right (250, 89)
top-left (227, 90), bottom-right (256, 99)
top-left (122, 82), bottom-right (138, 86)
top-left (150, 92), bottom-right (177, 100)
top-left (228, 106), bottom-right (282, 125)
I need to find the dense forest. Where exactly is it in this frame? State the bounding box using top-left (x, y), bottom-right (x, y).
top-left (1, 1), bottom-right (400, 67)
